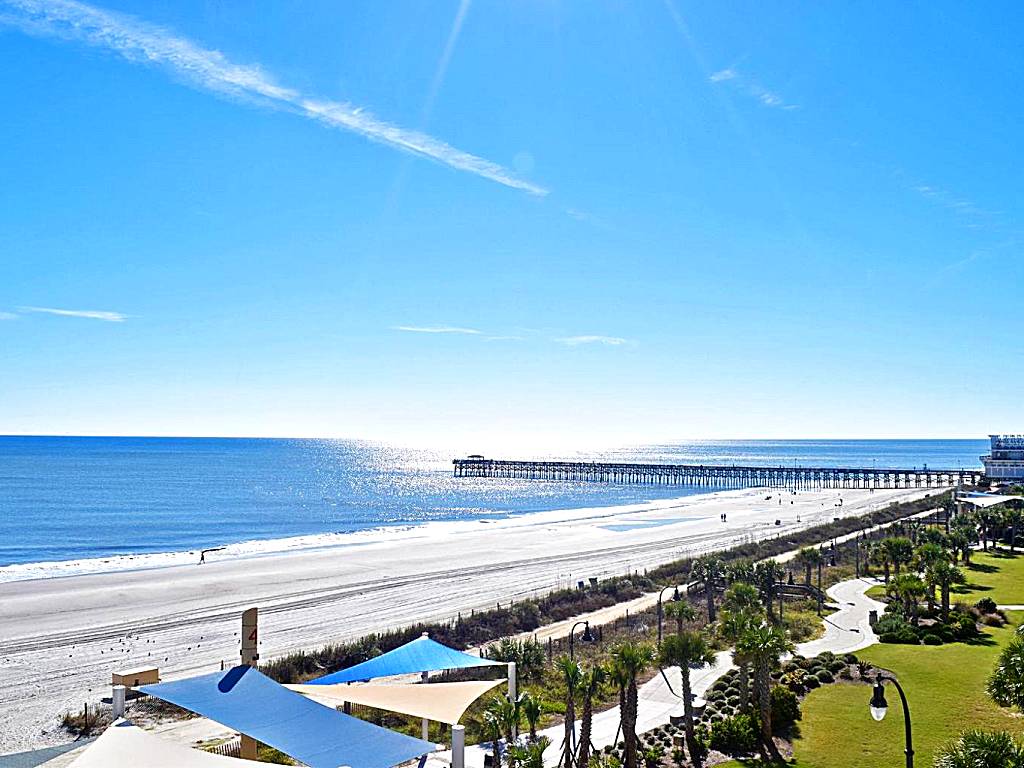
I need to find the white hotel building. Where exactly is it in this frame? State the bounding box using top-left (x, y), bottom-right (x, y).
top-left (982, 435), bottom-right (1024, 482)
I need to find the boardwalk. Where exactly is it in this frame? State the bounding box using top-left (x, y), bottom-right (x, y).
top-left (453, 457), bottom-right (981, 489)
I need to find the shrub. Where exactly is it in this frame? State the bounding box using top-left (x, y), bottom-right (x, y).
top-left (780, 668), bottom-right (807, 693)
top-left (982, 614), bottom-right (1005, 627)
top-left (922, 633), bottom-right (943, 645)
top-left (828, 659), bottom-right (847, 674)
top-left (843, 653), bottom-right (859, 664)
top-left (815, 669), bottom-right (834, 684)
top-left (803, 675), bottom-right (821, 689)
top-left (770, 686), bottom-right (802, 732)
top-left (976, 597), bottom-right (998, 614)
top-left (954, 616), bottom-right (979, 640)
top-left (708, 714), bottom-right (758, 755)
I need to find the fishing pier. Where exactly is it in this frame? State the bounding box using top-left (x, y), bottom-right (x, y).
top-left (452, 457), bottom-right (981, 490)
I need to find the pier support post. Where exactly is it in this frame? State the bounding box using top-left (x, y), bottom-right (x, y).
top-left (452, 724), bottom-right (466, 768)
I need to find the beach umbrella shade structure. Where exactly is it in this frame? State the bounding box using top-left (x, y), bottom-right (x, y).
top-left (140, 666), bottom-right (437, 768)
top-left (306, 634), bottom-right (504, 684)
top-left (67, 720), bottom-right (259, 767)
top-left (289, 678), bottom-right (504, 725)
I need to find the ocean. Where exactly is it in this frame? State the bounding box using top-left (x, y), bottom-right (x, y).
top-left (0, 437), bottom-right (986, 580)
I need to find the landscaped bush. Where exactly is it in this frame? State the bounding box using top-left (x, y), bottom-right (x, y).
top-left (950, 618), bottom-right (974, 638)
top-left (707, 714), bottom-right (758, 755)
top-left (780, 668), bottom-right (807, 693)
top-left (982, 614), bottom-right (1005, 627)
top-left (976, 597), bottom-right (998, 614)
top-left (803, 675), bottom-right (821, 689)
top-left (843, 653), bottom-right (859, 664)
top-left (922, 633), bottom-right (943, 645)
top-left (814, 669), bottom-right (834, 684)
top-left (827, 659), bottom-right (847, 674)
top-left (770, 685), bottom-right (802, 732)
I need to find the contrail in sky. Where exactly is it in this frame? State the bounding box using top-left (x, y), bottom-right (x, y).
top-left (0, 0), bottom-right (547, 195)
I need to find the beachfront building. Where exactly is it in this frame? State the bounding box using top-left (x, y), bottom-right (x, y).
top-left (982, 435), bottom-right (1024, 482)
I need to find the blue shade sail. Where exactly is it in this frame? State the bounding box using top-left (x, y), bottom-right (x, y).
top-left (308, 635), bottom-right (503, 685)
top-left (141, 666), bottom-right (435, 768)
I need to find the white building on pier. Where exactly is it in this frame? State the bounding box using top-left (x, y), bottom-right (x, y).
top-left (982, 435), bottom-right (1024, 482)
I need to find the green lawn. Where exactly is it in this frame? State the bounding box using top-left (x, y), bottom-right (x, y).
top-left (954, 550), bottom-right (1024, 605)
top-left (786, 613), bottom-right (1023, 768)
top-left (863, 549), bottom-right (1024, 606)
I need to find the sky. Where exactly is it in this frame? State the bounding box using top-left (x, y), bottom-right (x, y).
top-left (1, 0), bottom-right (1022, 449)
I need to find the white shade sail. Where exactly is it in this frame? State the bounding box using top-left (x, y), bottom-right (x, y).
top-left (68, 720), bottom-right (251, 767)
top-left (959, 493), bottom-right (1022, 509)
top-left (288, 678), bottom-right (504, 724)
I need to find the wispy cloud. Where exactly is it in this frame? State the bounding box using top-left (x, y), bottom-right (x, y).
top-left (0, 311), bottom-right (18, 320)
top-left (556, 335), bottom-right (629, 347)
top-left (905, 176), bottom-right (1001, 232)
top-left (393, 325), bottom-right (482, 335)
top-left (18, 306), bottom-right (128, 321)
top-left (708, 66), bottom-right (797, 110)
top-left (0, 0), bottom-right (546, 196)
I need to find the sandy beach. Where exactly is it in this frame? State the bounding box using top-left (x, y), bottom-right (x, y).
top-left (0, 485), bottom-right (937, 753)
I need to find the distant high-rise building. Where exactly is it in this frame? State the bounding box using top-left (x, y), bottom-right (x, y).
top-left (982, 435), bottom-right (1024, 482)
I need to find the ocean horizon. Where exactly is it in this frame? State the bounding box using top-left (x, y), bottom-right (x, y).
top-left (0, 436), bottom-right (986, 580)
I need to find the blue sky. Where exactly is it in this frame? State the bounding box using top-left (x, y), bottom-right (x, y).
top-left (0, 0), bottom-right (1021, 448)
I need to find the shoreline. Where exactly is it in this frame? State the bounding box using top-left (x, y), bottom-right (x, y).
top-left (0, 484), bottom-right (938, 753)
top-left (0, 489), bottom-right (717, 584)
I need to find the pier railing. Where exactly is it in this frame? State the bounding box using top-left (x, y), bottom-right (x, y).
top-left (452, 458), bottom-right (982, 490)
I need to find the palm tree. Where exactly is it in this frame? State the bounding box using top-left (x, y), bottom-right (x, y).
top-left (483, 696), bottom-right (511, 767)
top-left (793, 548), bottom-right (821, 587)
top-left (554, 656), bottom-right (583, 768)
top-left (947, 528), bottom-right (971, 564)
top-left (1006, 508), bottom-right (1024, 553)
top-left (988, 637), bottom-right (1024, 711)
top-left (609, 641), bottom-right (655, 768)
top-left (507, 738), bottom-right (550, 768)
top-left (519, 692), bottom-right (543, 742)
top-left (751, 560), bottom-right (785, 622)
top-left (914, 542), bottom-right (948, 611)
top-left (576, 664), bottom-right (606, 768)
top-left (718, 604), bottom-right (760, 715)
top-left (691, 556), bottom-right (725, 623)
top-left (882, 536), bottom-right (914, 577)
top-left (736, 621), bottom-right (793, 763)
top-left (659, 632), bottom-right (715, 768)
top-left (721, 582), bottom-right (761, 614)
top-left (664, 601), bottom-right (697, 637)
top-left (934, 729), bottom-right (1024, 768)
top-left (886, 573), bottom-right (928, 626)
top-left (927, 560), bottom-right (966, 619)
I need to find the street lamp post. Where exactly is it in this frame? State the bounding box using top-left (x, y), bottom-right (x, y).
top-left (568, 620), bottom-right (595, 659)
top-left (869, 674), bottom-right (914, 768)
top-left (656, 584), bottom-right (681, 644)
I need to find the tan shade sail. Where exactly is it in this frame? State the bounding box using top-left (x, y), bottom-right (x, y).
top-left (68, 720), bottom-right (249, 767)
top-left (288, 678), bottom-right (504, 724)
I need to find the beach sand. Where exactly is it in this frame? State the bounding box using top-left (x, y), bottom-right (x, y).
top-left (0, 485), bottom-right (937, 752)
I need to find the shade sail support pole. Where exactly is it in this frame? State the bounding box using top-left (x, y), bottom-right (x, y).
top-left (452, 724), bottom-right (465, 768)
top-left (240, 607), bottom-right (259, 761)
